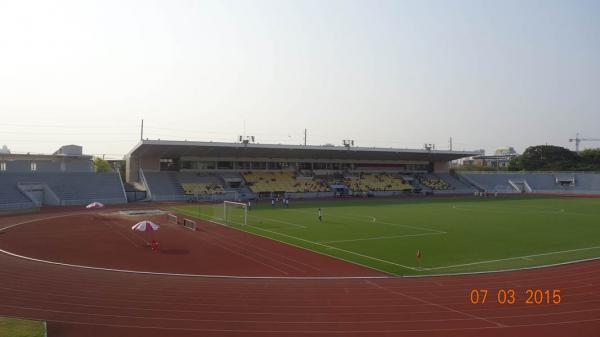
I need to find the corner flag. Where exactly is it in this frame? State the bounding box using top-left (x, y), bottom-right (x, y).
top-left (416, 249), bottom-right (422, 259)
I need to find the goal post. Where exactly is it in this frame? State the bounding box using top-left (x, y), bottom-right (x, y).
top-left (223, 201), bottom-right (248, 226)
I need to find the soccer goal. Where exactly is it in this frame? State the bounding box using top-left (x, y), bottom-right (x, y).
top-left (223, 201), bottom-right (248, 226)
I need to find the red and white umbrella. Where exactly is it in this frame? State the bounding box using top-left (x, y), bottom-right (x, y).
top-left (131, 220), bottom-right (160, 232)
top-left (86, 202), bottom-right (105, 209)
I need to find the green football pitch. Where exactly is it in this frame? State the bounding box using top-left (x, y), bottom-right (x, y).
top-left (170, 196), bottom-right (600, 276)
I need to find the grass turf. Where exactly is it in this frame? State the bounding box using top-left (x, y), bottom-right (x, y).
top-left (0, 317), bottom-right (45, 337)
top-left (170, 196), bottom-right (600, 276)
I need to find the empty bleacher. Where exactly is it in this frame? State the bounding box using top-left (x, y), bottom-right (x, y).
top-left (178, 172), bottom-right (226, 195)
top-left (0, 172), bottom-right (127, 208)
top-left (435, 173), bottom-right (476, 193)
top-left (181, 183), bottom-right (225, 195)
top-left (47, 173), bottom-right (127, 204)
top-left (242, 171), bottom-right (330, 193)
top-left (345, 173), bottom-right (412, 192)
top-left (142, 171), bottom-right (187, 201)
top-left (458, 171), bottom-right (600, 194)
top-left (417, 174), bottom-right (452, 190)
top-left (0, 180), bottom-right (37, 210)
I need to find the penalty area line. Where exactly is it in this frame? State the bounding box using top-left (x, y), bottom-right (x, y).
top-left (319, 232), bottom-right (446, 244)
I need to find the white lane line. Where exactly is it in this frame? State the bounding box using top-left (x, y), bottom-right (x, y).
top-left (0, 212), bottom-right (89, 232)
top-left (366, 281), bottom-right (506, 328)
top-left (421, 246), bottom-right (600, 271)
top-left (0, 208), bottom-right (392, 279)
top-left (174, 209), bottom-right (401, 277)
top-left (240, 223), bottom-right (421, 271)
top-left (319, 232), bottom-right (446, 244)
top-left (177, 207), bottom-right (421, 271)
top-left (0, 247), bottom-right (392, 280)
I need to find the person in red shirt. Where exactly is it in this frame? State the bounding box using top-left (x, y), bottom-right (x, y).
top-left (150, 239), bottom-right (159, 252)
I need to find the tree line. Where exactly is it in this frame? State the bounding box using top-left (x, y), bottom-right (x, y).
top-left (508, 145), bottom-right (600, 171)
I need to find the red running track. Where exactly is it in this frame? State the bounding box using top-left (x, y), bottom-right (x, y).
top-left (0, 207), bottom-right (600, 336)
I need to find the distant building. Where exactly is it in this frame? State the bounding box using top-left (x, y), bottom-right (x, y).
top-left (453, 149), bottom-right (485, 167)
top-left (455, 147), bottom-right (518, 169)
top-left (472, 147), bottom-right (518, 168)
top-left (53, 145), bottom-right (83, 156)
top-left (494, 146), bottom-right (517, 157)
top-left (0, 145), bottom-right (92, 173)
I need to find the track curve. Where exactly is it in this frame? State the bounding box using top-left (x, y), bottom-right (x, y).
top-left (1, 208), bottom-right (599, 336)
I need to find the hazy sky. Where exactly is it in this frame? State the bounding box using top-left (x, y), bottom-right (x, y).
top-left (1, 0), bottom-right (599, 159)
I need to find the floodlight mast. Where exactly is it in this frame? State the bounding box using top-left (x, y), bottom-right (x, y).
top-left (238, 135), bottom-right (256, 146)
top-left (569, 133), bottom-right (600, 152)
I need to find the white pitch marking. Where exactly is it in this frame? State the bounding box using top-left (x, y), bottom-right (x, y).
top-left (319, 232), bottom-right (446, 244)
top-left (421, 246), bottom-right (600, 271)
top-left (450, 204), bottom-right (566, 214)
top-left (287, 209), bottom-right (444, 234)
top-left (248, 215), bottom-right (307, 229)
top-left (239, 223), bottom-right (422, 271)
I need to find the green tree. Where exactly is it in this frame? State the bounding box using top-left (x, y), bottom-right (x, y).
top-left (577, 148), bottom-right (600, 171)
top-left (93, 157), bottom-right (112, 173)
top-left (519, 145), bottom-right (578, 171)
top-left (507, 156), bottom-right (523, 171)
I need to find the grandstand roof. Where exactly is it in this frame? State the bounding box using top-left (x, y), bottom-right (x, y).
top-left (127, 140), bottom-right (478, 162)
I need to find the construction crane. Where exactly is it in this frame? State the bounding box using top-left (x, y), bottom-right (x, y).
top-left (569, 133), bottom-right (600, 152)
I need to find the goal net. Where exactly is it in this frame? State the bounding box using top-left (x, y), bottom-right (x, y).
top-left (223, 201), bottom-right (248, 226)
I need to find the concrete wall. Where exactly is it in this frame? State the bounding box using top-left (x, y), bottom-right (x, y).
top-left (433, 161), bottom-right (449, 173)
top-left (126, 154), bottom-right (160, 183)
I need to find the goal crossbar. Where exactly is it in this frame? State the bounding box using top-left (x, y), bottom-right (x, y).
top-left (223, 201), bottom-right (248, 226)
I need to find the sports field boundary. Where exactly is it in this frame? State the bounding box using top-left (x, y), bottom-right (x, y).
top-left (0, 209), bottom-right (394, 280)
top-left (0, 246), bottom-right (395, 280)
top-left (3, 207), bottom-right (600, 279)
top-left (5, 239), bottom-right (600, 280)
top-left (169, 207), bottom-right (600, 278)
top-left (420, 245), bottom-right (600, 271)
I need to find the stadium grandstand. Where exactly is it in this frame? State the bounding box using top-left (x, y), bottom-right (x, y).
top-left (0, 145), bottom-right (127, 210)
top-left (125, 140), bottom-right (479, 201)
top-left (458, 171), bottom-right (600, 194)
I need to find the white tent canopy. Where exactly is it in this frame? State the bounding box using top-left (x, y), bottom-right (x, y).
top-left (131, 220), bottom-right (160, 232)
